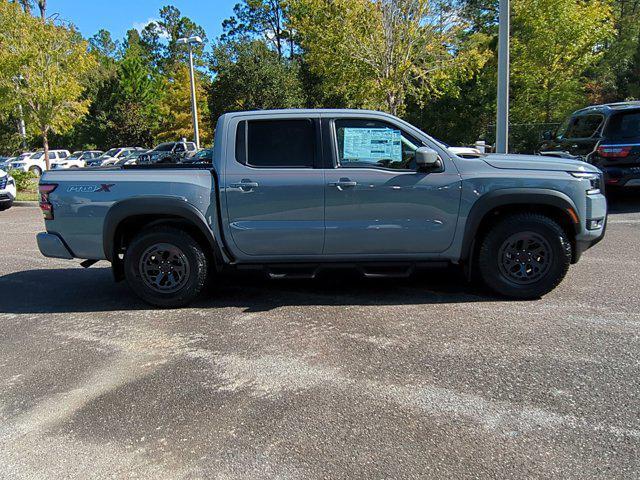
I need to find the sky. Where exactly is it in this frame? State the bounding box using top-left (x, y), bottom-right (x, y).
top-left (49, 1), bottom-right (238, 44)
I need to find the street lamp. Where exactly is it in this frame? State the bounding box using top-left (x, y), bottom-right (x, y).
top-left (176, 35), bottom-right (204, 149)
top-left (496, 0), bottom-right (510, 154)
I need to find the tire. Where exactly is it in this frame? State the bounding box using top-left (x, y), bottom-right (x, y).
top-left (29, 166), bottom-right (42, 176)
top-left (0, 200), bottom-right (12, 211)
top-left (124, 227), bottom-right (208, 308)
top-left (477, 213), bottom-right (572, 299)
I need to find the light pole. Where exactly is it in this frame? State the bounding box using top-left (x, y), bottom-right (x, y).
top-left (177, 35), bottom-right (203, 149)
top-left (496, 0), bottom-right (510, 154)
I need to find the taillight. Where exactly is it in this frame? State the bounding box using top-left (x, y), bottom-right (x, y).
top-left (38, 183), bottom-right (57, 220)
top-left (596, 145), bottom-right (632, 158)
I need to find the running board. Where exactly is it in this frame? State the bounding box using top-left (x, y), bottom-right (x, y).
top-left (240, 262), bottom-right (450, 280)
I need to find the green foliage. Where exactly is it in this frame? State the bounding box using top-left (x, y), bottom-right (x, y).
top-left (0, 2), bottom-right (97, 167)
top-left (209, 40), bottom-right (304, 120)
top-left (9, 168), bottom-right (36, 192)
top-left (510, 0), bottom-right (614, 123)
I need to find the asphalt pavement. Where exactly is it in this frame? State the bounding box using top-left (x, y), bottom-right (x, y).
top-left (0, 196), bottom-right (639, 479)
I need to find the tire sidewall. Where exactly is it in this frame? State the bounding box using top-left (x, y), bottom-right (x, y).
top-left (479, 215), bottom-right (571, 299)
top-left (124, 229), bottom-right (207, 308)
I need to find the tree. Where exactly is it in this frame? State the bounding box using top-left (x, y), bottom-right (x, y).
top-left (155, 65), bottom-right (212, 145)
top-left (0, 2), bottom-right (97, 169)
top-left (140, 6), bottom-right (208, 72)
top-left (290, 0), bottom-right (482, 115)
top-left (222, 1), bottom-right (293, 58)
top-left (510, 0), bottom-right (614, 123)
top-left (209, 39), bottom-right (305, 120)
top-left (89, 29), bottom-right (119, 59)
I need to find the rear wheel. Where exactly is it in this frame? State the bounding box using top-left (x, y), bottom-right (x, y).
top-left (478, 213), bottom-right (571, 299)
top-left (124, 227), bottom-right (208, 308)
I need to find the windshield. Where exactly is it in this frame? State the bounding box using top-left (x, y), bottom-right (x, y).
top-left (17, 153), bottom-right (31, 161)
top-left (67, 154), bottom-right (81, 160)
top-left (556, 114), bottom-right (603, 139)
top-left (605, 111), bottom-right (640, 140)
top-left (153, 143), bottom-right (174, 152)
top-left (101, 148), bottom-right (120, 157)
top-left (30, 152), bottom-right (44, 159)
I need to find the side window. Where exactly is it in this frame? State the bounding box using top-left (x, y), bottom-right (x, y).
top-left (187, 143), bottom-right (196, 151)
top-left (334, 119), bottom-right (422, 170)
top-left (174, 143), bottom-right (186, 152)
top-left (605, 112), bottom-right (640, 140)
top-left (236, 119), bottom-right (315, 168)
top-left (48, 152), bottom-right (56, 159)
top-left (59, 151), bottom-right (67, 158)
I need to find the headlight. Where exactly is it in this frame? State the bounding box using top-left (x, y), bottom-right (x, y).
top-left (570, 171), bottom-right (602, 195)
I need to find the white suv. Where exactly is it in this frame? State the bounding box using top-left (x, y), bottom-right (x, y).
top-left (10, 150), bottom-right (71, 176)
top-left (0, 168), bottom-right (16, 211)
top-left (51, 150), bottom-right (103, 169)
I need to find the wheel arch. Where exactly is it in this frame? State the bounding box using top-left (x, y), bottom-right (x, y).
top-left (104, 196), bottom-right (223, 281)
top-left (461, 188), bottom-right (581, 265)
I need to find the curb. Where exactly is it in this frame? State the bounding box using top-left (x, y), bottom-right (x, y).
top-left (14, 201), bottom-right (38, 207)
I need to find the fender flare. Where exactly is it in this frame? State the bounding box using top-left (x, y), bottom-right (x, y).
top-left (103, 196), bottom-right (222, 266)
top-left (461, 188), bottom-right (580, 261)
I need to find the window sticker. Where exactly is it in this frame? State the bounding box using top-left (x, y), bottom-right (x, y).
top-left (343, 128), bottom-right (402, 162)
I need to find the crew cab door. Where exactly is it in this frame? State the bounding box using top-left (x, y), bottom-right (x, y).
top-left (224, 116), bottom-right (325, 256)
top-left (323, 117), bottom-right (461, 255)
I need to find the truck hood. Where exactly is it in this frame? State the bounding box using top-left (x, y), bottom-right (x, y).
top-left (482, 153), bottom-right (599, 173)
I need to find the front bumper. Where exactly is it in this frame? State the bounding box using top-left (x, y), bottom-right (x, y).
top-left (36, 232), bottom-right (74, 259)
top-left (573, 192), bottom-right (607, 262)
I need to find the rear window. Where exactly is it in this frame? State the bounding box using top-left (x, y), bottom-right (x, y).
top-left (558, 114), bottom-right (603, 139)
top-left (604, 112), bottom-right (640, 140)
top-left (236, 119), bottom-right (315, 168)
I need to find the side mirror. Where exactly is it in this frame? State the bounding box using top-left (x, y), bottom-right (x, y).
top-left (415, 147), bottom-right (441, 171)
top-left (542, 131), bottom-right (553, 141)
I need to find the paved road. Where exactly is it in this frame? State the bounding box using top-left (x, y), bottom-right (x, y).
top-left (1, 198), bottom-right (639, 479)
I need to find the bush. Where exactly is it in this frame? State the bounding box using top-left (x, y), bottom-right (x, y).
top-left (9, 169), bottom-right (37, 191)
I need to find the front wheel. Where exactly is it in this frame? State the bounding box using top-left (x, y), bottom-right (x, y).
top-left (478, 213), bottom-right (572, 299)
top-left (29, 166), bottom-right (42, 176)
top-left (124, 227), bottom-right (208, 308)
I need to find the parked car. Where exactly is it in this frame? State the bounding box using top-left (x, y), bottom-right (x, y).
top-left (0, 168), bottom-right (16, 211)
top-left (36, 109), bottom-right (607, 308)
top-left (182, 147), bottom-right (213, 164)
top-left (0, 156), bottom-right (15, 170)
top-left (86, 147), bottom-right (145, 167)
top-left (137, 141), bottom-right (197, 165)
top-left (540, 101), bottom-right (640, 190)
top-left (10, 150), bottom-right (71, 176)
top-left (114, 149), bottom-right (150, 166)
top-left (50, 150), bottom-right (103, 169)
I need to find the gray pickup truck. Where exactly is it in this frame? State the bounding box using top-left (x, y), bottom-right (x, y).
top-left (36, 109), bottom-right (607, 307)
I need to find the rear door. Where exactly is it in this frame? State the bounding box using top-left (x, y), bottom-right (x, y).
top-left (323, 116), bottom-right (461, 255)
top-left (224, 116), bottom-right (325, 256)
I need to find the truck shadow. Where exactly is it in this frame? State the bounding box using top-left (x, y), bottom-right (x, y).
top-left (607, 191), bottom-right (640, 214)
top-left (0, 266), bottom-right (502, 314)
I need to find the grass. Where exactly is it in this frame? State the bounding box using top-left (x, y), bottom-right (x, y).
top-left (17, 190), bottom-right (39, 202)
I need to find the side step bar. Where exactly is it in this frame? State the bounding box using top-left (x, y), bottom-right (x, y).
top-left (237, 262), bottom-right (449, 280)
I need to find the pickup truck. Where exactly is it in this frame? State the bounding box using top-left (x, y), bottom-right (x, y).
top-left (36, 109), bottom-right (607, 307)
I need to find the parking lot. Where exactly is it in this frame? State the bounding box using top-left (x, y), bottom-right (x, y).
top-left (0, 198), bottom-right (639, 479)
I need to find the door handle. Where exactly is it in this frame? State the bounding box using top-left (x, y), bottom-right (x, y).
top-left (230, 180), bottom-right (259, 191)
top-left (328, 179), bottom-right (357, 189)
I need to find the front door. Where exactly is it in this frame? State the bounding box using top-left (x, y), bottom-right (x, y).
top-left (225, 117), bottom-right (325, 256)
top-left (324, 118), bottom-right (461, 255)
